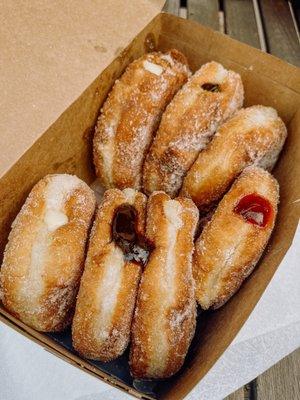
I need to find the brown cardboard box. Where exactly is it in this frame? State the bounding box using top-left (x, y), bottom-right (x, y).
top-left (0, 4), bottom-right (300, 400)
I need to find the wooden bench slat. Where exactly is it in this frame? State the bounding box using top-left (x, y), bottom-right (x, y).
top-left (259, 0), bottom-right (300, 66)
top-left (187, 0), bottom-right (220, 31)
top-left (225, 387), bottom-right (246, 400)
top-left (289, 1), bottom-right (300, 43)
top-left (256, 348), bottom-right (300, 399)
top-left (163, 0), bottom-right (180, 16)
top-left (224, 0), bottom-right (261, 48)
top-left (295, 3), bottom-right (300, 29)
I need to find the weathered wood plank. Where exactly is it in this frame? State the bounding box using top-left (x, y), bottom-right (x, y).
top-left (163, 0), bottom-right (180, 16)
top-left (187, 0), bottom-right (220, 31)
top-left (289, 1), bottom-right (300, 44)
top-left (224, 0), bottom-right (261, 48)
top-left (295, 2), bottom-right (300, 28)
top-left (225, 381), bottom-right (258, 400)
top-left (256, 348), bottom-right (300, 399)
top-left (259, 0), bottom-right (300, 66)
top-left (225, 386), bottom-right (245, 400)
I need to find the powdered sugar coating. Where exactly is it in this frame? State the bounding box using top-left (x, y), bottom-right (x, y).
top-left (0, 174), bottom-right (96, 331)
top-left (45, 174), bottom-right (83, 210)
top-left (94, 244), bottom-right (124, 341)
top-left (93, 50), bottom-right (190, 190)
top-left (72, 188), bottom-right (147, 361)
top-left (181, 105), bottom-right (287, 209)
top-left (130, 193), bottom-right (199, 379)
top-left (193, 166), bottom-right (279, 310)
top-left (143, 61), bottom-right (244, 197)
top-left (143, 60), bottom-right (164, 76)
top-left (44, 210), bottom-right (68, 232)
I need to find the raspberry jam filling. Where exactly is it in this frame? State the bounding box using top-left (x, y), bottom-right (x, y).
top-left (112, 204), bottom-right (150, 266)
top-left (234, 193), bottom-right (273, 227)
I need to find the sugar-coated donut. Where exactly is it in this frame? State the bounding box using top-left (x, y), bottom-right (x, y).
top-left (72, 188), bottom-right (147, 361)
top-left (93, 50), bottom-right (190, 190)
top-left (181, 106), bottom-right (287, 210)
top-left (193, 166), bottom-right (279, 310)
top-left (143, 61), bottom-right (244, 197)
top-left (130, 192), bottom-right (199, 379)
top-left (0, 174), bottom-right (96, 331)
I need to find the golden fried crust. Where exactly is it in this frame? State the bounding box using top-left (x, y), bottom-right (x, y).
top-left (0, 174), bottom-right (96, 332)
top-left (143, 61), bottom-right (244, 197)
top-left (93, 50), bottom-right (190, 190)
top-left (130, 192), bottom-right (199, 379)
top-left (72, 188), bottom-right (147, 361)
top-left (193, 166), bottom-right (279, 310)
top-left (181, 106), bottom-right (287, 210)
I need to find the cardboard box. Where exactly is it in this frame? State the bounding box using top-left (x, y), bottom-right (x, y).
top-left (0, 6), bottom-right (300, 400)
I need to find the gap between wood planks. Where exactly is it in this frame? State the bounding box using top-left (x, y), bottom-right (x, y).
top-left (164, 0), bottom-right (300, 65)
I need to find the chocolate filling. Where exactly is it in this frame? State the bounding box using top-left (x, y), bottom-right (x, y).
top-left (201, 83), bottom-right (220, 92)
top-left (112, 204), bottom-right (151, 266)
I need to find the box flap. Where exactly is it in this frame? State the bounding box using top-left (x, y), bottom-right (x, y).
top-left (0, 0), bottom-right (164, 177)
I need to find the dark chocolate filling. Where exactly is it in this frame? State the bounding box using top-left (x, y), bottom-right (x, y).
top-left (112, 204), bottom-right (151, 267)
top-left (201, 83), bottom-right (220, 92)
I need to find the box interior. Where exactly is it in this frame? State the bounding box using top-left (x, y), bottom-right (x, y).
top-left (0, 13), bottom-right (300, 400)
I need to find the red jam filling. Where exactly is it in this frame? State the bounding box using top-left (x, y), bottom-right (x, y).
top-left (234, 193), bottom-right (273, 227)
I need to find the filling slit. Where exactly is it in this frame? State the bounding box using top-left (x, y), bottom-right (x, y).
top-left (201, 83), bottom-right (221, 92)
top-left (234, 193), bottom-right (273, 227)
top-left (112, 204), bottom-right (151, 266)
